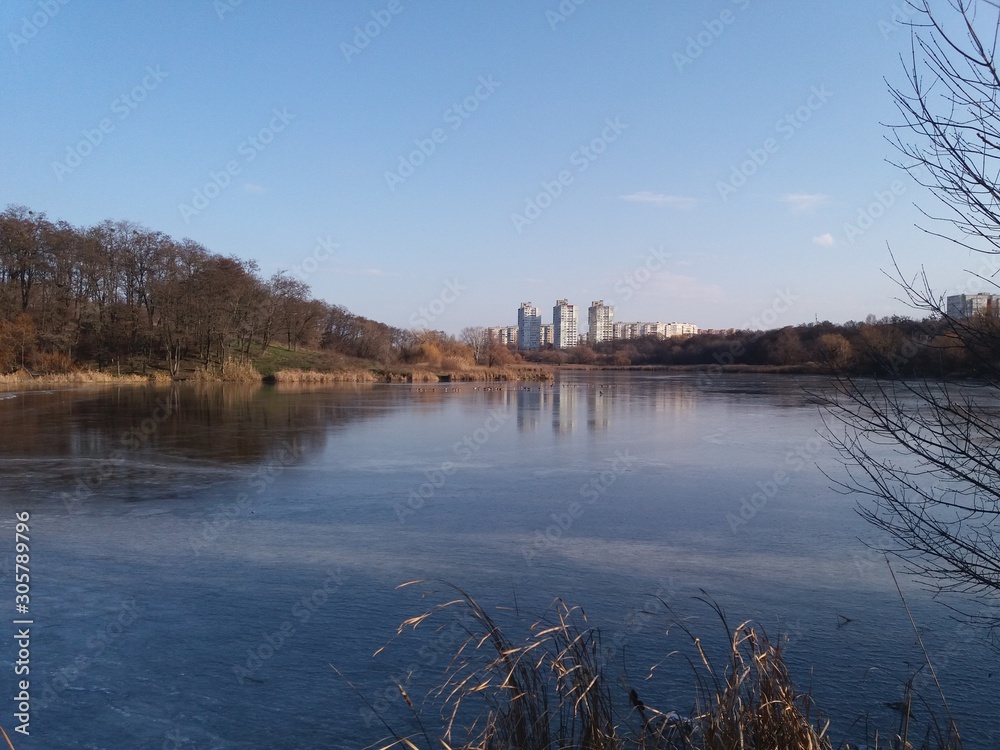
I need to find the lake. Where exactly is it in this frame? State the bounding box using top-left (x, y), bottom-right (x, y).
top-left (0, 372), bottom-right (995, 749)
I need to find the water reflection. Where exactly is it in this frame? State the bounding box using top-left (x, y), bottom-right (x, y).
top-left (510, 378), bottom-right (700, 434)
top-left (0, 382), bottom-right (411, 466)
top-left (0, 376), bottom-right (807, 471)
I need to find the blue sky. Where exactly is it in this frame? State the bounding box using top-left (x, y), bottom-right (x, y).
top-left (1, 0), bottom-right (986, 332)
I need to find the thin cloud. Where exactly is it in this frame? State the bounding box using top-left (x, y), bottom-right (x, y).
top-left (812, 233), bottom-right (836, 247)
top-left (619, 191), bottom-right (697, 209)
top-left (780, 193), bottom-right (829, 213)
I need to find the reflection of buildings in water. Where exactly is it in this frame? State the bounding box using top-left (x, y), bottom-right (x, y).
top-left (513, 385), bottom-right (573, 433)
top-left (513, 380), bottom-right (694, 434)
top-left (647, 384), bottom-right (697, 415)
top-left (516, 387), bottom-right (546, 432)
top-left (586, 387), bottom-right (611, 431)
top-left (603, 380), bottom-right (697, 421)
top-left (551, 384), bottom-right (577, 433)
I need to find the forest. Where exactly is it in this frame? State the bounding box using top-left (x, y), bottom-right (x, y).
top-left (0, 204), bottom-right (481, 377)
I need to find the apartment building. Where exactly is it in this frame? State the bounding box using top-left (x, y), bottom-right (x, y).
top-left (588, 300), bottom-right (614, 345)
top-left (946, 292), bottom-right (1000, 319)
top-left (553, 299), bottom-right (578, 349)
top-left (517, 302), bottom-right (541, 350)
top-left (486, 325), bottom-right (519, 346)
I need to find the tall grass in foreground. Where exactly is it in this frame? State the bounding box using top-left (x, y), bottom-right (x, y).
top-left (350, 583), bottom-right (963, 750)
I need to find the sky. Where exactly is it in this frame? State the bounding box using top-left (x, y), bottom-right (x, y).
top-left (1, 0), bottom-right (992, 333)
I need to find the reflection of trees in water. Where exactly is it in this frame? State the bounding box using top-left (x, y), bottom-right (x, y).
top-left (2, 377), bottom-right (711, 464)
top-left (3, 382), bottom-right (412, 465)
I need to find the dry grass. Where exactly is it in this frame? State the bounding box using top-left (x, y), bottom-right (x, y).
top-left (0, 370), bottom-right (160, 390)
top-left (272, 368), bottom-right (380, 383)
top-left (445, 366), bottom-right (554, 382)
top-left (674, 599), bottom-right (831, 750)
top-left (354, 585), bottom-right (964, 750)
top-left (270, 366), bottom-right (555, 384)
top-left (190, 357), bottom-right (262, 382)
top-left (220, 357), bottom-right (263, 382)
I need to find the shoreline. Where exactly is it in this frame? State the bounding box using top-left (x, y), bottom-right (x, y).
top-left (5, 361), bottom-right (945, 392)
top-left (0, 364), bottom-right (557, 391)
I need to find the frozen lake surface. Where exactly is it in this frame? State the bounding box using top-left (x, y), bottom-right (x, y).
top-left (0, 372), bottom-right (995, 748)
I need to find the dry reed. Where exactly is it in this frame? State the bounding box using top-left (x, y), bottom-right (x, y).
top-left (272, 368), bottom-right (380, 383)
top-left (355, 584), bottom-right (963, 750)
top-left (0, 371), bottom-right (160, 390)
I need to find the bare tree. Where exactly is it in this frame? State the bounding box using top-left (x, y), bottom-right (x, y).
top-left (887, 0), bottom-right (1000, 254)
top-left (824, 0), bottom-right (1000, 637)
top-left (460, 326), bottom-right (488, 365)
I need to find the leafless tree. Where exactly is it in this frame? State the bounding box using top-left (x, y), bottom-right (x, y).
top-left (823, 0), bottom-right (1000, 637)
top-left (460, 326), bottom-right (488, 365)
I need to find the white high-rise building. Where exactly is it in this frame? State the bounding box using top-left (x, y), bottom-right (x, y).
top-left (540, 324), bottom-right (554, 346)
top-left (946, 293), bottom-right (1000, 319)
top-left (517, 302), bottom-right (541, 350)
top-left (588, 300), bottom-right (614, 345)
top-left (553, 299), bottom-right (578, 349)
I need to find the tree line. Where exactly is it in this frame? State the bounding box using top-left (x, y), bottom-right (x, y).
top-left (0, 204), bottom-right (425, 376)
top-left (522, 314), bottom-right (998, 377)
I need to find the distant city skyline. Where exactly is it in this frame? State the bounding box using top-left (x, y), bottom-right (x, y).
top-left (488, 298), bottom-right (699, 349)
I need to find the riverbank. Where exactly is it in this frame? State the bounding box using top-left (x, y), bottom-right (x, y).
top-left (0, 363), bottom-right (556, 390)
top-left (269, 365), bottom-right (554, 383)
top-left (0, 370), bottom-right (173, 390)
